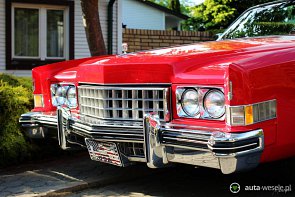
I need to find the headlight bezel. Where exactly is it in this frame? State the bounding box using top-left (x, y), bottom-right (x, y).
top-left (51, 83), bottom-right (77, 108)
top-left (176, 86), bottom-right (225, 120)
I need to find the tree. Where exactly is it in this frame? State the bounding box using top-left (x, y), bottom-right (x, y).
top-left (169, 0), bottom-right (181, 13)
top-left (148, 0), bottom-right (190, 14)
top-left (148, 0), bottom-right (169, 7)
top-left (80, 0), bottom-right (106, 56)
top-left (183, 0), bottom-right (275, 31)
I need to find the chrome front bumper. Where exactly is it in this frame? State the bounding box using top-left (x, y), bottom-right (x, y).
top-left (20, 109), bottom-right (264, 174)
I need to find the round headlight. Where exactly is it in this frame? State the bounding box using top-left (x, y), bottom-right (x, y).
top-left (66, 86), bottom-right (77, 107)
top-left (55, 86), bottom-right (66, 105)
top-left (181, 89), bottom-right (200, 117)
top-left (204, 90), bottom-right (225, 118)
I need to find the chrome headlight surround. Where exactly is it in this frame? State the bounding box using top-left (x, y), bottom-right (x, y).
top-left (176, 86), bottom-right (225, 120)
top-left (51, 83), bottom-right (77, 108)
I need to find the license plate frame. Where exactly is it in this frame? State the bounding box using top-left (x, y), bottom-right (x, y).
top-left (85, 138), bottom-right (123, 167)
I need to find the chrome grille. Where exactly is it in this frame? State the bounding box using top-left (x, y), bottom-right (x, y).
top-left (78, 85), bottom-right (169, 121)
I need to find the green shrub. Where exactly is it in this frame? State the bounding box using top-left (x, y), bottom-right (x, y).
top-left (0, 73), bottom-right (33, 166)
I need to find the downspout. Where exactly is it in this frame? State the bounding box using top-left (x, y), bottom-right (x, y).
top-left (108, 0), bottom-right (116, 55)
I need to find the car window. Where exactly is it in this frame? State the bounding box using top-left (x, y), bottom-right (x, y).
top-left (220, 2), bottom-right (295, 39)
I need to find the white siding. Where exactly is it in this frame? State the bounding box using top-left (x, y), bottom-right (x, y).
top-left (113, 0), bottom-right (118, 54)
top-left (74, 0), bottom-right (90, 58)
top-left (2, 70), bottom-right (32, 77)
top-left (0, 0), bottom-right (5, 72)
top-left (117, 0), bottom-right (123, 54)
top-left (74, 0), bottom-right (118, 58)
top-left (122, 0), bottom-right (165, 30)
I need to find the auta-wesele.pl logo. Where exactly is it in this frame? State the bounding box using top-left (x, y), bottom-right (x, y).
top-left (230, 182), bottom-right (241, 193)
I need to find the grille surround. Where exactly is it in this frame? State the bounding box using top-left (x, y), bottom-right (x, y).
top-left (78, 85), bottom-right (170, 122)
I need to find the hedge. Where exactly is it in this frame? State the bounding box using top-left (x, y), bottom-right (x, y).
top-left (0, 73), bottom-right (34, 166)
top-left (0, 74), bottom-right (80, 167)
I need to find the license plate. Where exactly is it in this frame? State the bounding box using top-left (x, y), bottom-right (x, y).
top-left (85, 139), bottom-right (122, 166)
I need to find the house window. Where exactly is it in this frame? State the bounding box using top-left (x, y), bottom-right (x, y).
top-left (47, 10), bottom-right (65, 58)
top-left (14, 8), bottom-right (39, 57)
top-left (12, 4), bottom-right (69, 61)
top-left (6, 1), bottom-right (74, 70)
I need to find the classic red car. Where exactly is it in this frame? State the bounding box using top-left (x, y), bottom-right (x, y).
top-left (20, 1), bottom-right (295, 174)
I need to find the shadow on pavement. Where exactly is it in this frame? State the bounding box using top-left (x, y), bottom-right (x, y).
top-left (73, 157), bottom-right (295, 197)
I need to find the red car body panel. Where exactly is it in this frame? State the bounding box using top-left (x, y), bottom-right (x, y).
top-left (32, 35), bottom-right (295, 164)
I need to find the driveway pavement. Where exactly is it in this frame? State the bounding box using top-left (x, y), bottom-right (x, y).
top-left (0, 153), bottom-right (155, 197)
top-left (72, 158), bottom-right (295, 197)
top-left (1, 152), bottom-right (295, 197)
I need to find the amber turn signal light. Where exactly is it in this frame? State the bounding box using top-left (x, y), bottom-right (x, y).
top-left (245, 105), bottom-right (254, 125)
top-left (34, 94), bottom-right (44, 108)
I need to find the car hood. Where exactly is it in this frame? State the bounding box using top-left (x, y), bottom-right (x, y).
top-left (56, 36), bottom-right (295, 85)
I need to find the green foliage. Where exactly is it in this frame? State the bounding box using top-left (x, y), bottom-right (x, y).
top-left (0, 74), bottom-right (78, 167)
top-left (0, 73), bottom-right (33, 166)
top-left (183, 0), bottom-right (275, 31)
top-left (228, 22), bottom-right (295, 38)
top-left (223, 4), bottom-right (295, 39)
top-left (148, 0), bottom-right (192, 15)
top-left (0, 74), bottom-right (20, 87)
top-left (0, 74), bottom-right (32, 90)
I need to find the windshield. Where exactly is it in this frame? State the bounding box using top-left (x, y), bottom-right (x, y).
top-left (220, 1), bottom-right (295, 40)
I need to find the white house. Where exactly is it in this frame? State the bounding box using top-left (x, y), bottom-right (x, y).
top-left (122, 0), bottom-right (188, 30)
top-left (0, 0), bottom-right (188, 76)
top-left (0, 0), bottom-right (122, 76)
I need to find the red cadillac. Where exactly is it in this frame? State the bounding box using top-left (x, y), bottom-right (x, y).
top-left (20, 1), bottom-right (295, 174)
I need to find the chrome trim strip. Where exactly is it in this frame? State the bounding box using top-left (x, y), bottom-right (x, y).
top-left (208, 142), bottom-right (259, 150)
top-left (78, 82), bottom-right (172, 86)
top-left (162, 130), bottom-right (210, 140)
top-left (71, 127), bottom-right (143, 137)
top-left (163, 144), bottom-right (211, 152)
top-left (228, 81), bottom-right (233, 101)
top-left (78, 86), bottom-right (168, 90)
top-left (71, 130), bottom-right (143, 143)
top-left (163, 123), bottom-right (222, 131)
top-left (162, 128), bottom-right (212, 136)
top-left (209, 129), bottom-right (263, 143)
top-left (162, 136), bottom-right (208, 145)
